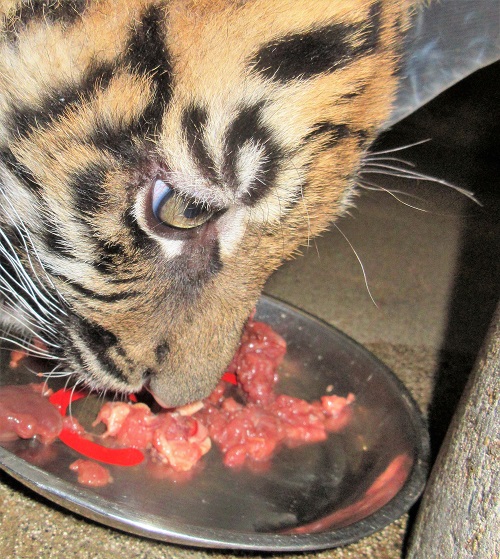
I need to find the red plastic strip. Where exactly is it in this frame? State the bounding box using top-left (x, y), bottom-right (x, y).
top-left (49, 389), bottom-right (144, 466)
top-left (221, 372), bottom-right (238, 385)
top-left (49, 389), bottom-right (87, 416)
top-left (58, 429), bottom-right (144, 466)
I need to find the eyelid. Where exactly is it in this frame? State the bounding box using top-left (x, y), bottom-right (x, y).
top-left (152, 179), bottom-right (173, 219)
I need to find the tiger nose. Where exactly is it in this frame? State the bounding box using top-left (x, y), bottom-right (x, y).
top-left (145, 384), bottom-right (172, 409)
top-left (145, 373), bottom-right (219, 408)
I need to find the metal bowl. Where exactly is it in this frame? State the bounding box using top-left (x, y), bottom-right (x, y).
top-left (0, 295), bottom-right (429, 551)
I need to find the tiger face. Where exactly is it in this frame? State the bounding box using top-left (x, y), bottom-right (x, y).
top-left (0, 0), bottom-right (416, 406)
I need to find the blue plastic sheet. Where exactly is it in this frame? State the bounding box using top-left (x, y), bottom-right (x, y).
top-left (386, 0), bottom-right (500, 127)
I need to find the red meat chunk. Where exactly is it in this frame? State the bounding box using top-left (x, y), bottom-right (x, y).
top-left (69, 459), bottom-right (113, 487)
top-left (0, 384), bottom-right (63, 443)
top-left (95, 402), bottom-right (211, 472)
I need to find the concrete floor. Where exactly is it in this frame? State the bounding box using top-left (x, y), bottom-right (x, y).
top-left (1, 62), bottom-right (498, 559)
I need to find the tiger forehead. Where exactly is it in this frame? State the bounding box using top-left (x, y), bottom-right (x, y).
top-left (168, 0), bottom-right (383, 62)
top-left (0, 0), bottom-right (393, 104)
top-left (169, 0), bottom-right (377, 24)
top-left (0, 0), bottom-right (407, 165)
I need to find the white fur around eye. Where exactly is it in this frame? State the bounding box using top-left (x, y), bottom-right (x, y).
top-left (216, 207), bottom-right (247, 257)
top-left (156, 237), bottom-right (184, 259)
top-left (235, 141), bottom-right (265, 199)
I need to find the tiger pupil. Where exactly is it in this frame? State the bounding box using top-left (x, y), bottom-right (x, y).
top-left (183, 202), bottom-right (204, 219)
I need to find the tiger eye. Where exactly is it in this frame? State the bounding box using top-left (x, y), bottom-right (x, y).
top-left (152, 179), bottom-right (214, 229)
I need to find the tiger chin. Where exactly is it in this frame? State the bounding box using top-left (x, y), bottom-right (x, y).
top-left (0, 0), bottom-right (419, 407)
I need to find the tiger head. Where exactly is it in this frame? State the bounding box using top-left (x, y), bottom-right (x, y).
top-left (0, 0), bottom-right (413, 406)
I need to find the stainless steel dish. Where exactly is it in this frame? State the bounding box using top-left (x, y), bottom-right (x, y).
top-left (0, 295), bottom-right (429, 551)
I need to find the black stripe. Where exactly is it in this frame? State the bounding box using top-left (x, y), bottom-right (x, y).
top-left (223, 103), bottom-right (283, 205)
top-left (84, 4), bottom-right (173, 163)
top-left (0, 148), bottom-right (42, 193)
top-left (105, 274), bottom-right (147, 284)
top-left (89, 8), bottom-right (174, 161)
top-left (97, 240), bottom-right (126, 258)
top-left (124, 3), bottom-right (172, 134)
top-left (42, 222), bottom-right (75, 260)
top-left (53, 273), bottom-right (139, 302)
top-left (92, 241), bottom-right (145, 285)
top-left (208, 240), bottom-right (223, 276)
top-left (3, 0), bottom-right (91, 41)
top-left (92, 239), bottom-right (126, 275)
top-left (339, 85), bottom-right (367, 100)
top-left (67, 343), bottom-right (87, 369)
top-left (122, 207), bottom-right (156, 251)
top-left (182, 105), bottom-right (218, 183)
top-left (75, 317), bottom-right (129, 383)
top-left (70, 161), bottom-right (109, 216)
top-left (154, 340), bottom-right (169, 364)
top-left (142, 368), bottom-right (156, 382)
top-left (249, 3), bottom-right (381, 83)
top-left (94, 352), bottom-right (134, 385)
top-left (78, 317), bottom-right (118, 350)
top-left (91, 237), bottom-right (146, 280)
top-left (303, 122), bottom-right (370, 149)
top-left (86, 119), bottom-right (143, 165)
top-left (303, 122), bottom-right (351, 145)
top-left (7, 61), bottom-right (115, 140)
top-left (360, 2), bottom-right (382, 55)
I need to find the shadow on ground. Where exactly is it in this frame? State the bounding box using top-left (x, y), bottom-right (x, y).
top-left (375, 61), bottom-right (500, 459)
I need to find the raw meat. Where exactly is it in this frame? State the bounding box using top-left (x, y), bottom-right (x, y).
top-left (0, 384), bottom-right (63, 443)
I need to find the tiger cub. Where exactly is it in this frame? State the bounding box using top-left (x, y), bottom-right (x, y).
top-left (0, 0), bottom-right (419, 406)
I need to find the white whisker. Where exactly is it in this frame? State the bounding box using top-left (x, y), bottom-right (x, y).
top-left (333, 223), bottom-right (378, 308)
top-left (363, 156), bottom-right (416, 167)
top-left (0, 190), bottom-right (72, 357)
top-left (24, 364), bottom-right (72, 379)
top-left (357, 181), bottom-right (424, 199)
top-left (67, 380), bottom-right (85, 418)
top-left (357, 180), bottom-right (430, 212)
top-left (0, 309), bottom-right (60, 347)
top-left (360, 165), bottom-right (480, 205)
top-left (38, 370), bottom-right (73, 378)
top-left (0, 287), bottom-right (55, 330)
top-left (369, 139), bottom-right (431, 155)
top-left (0, 336), bottom-right (59, 360)
top-left (0, 196), bottom-right (67, 311)
top-left (0, 277), bottom-right (60, 335)
top-left (0, 229), bottom-right (66, 324)
top-left (43, 362), bottom-right (73, 379)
